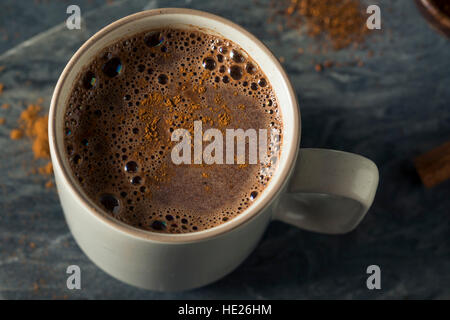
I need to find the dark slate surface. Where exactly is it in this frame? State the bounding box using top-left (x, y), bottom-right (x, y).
top-left (0, 0), bottom-right (449, 299)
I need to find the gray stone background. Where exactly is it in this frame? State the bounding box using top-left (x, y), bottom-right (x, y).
top-left (0, 0), bottom-right (449, 299)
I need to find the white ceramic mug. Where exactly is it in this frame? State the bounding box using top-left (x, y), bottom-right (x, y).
top-left (49, 8), bottom-right (379, 291)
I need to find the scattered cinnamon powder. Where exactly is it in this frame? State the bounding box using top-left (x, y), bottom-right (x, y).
top-left (269, 0), bottom-right (377, 71)
top-left (141, 92), bottom-right (163, 107)
top-left (45, 180), bottom-right (54, 189)
top-left (0, 83), bottom-right (4, 95)
top-left (144, 117), bottom-right (160, 141)
top-left (270, 0), bottom-right (370, 50)
top-left (1, 103), bottom-right (10, 109)
top-left (38, 162), bottom-right (53, 175)
top-left (128, 77), bottom-right (243, 187)
top-left (32, 118), bottom-right (49, 159)
top-left (9, 99), bottom-right (53, 184)
top-left (10, 129), bottom-right (23, 139)
top-left (197, 86), bottom-right (206, 94)
top-left (0, 118), bottom-right (5, 125)
top-left (13, 103), bottom-right (50, 159)
top-left (214, 93), bottom-right (224, 106)
top-left (218, 112), bottom-right (231, 126)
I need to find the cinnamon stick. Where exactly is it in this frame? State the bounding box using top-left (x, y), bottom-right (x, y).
top-left (414, 141), bottom-right (450, 188)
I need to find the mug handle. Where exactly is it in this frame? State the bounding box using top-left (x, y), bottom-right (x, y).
top-left (274, 148), bottom-right (379, 234)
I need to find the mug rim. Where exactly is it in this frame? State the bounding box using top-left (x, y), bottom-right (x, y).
top-left (49, 8), bottom-right (300, 243)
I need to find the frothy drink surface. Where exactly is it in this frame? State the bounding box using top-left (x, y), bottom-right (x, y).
top-left (64, 28), bottom-right (283, 233)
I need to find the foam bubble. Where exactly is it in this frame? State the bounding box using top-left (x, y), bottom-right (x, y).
top-left (99, 193), bottom-right (121, 214)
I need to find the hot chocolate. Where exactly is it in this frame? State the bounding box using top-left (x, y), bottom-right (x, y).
top-left (63, 28), bottom-right (283, 233)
